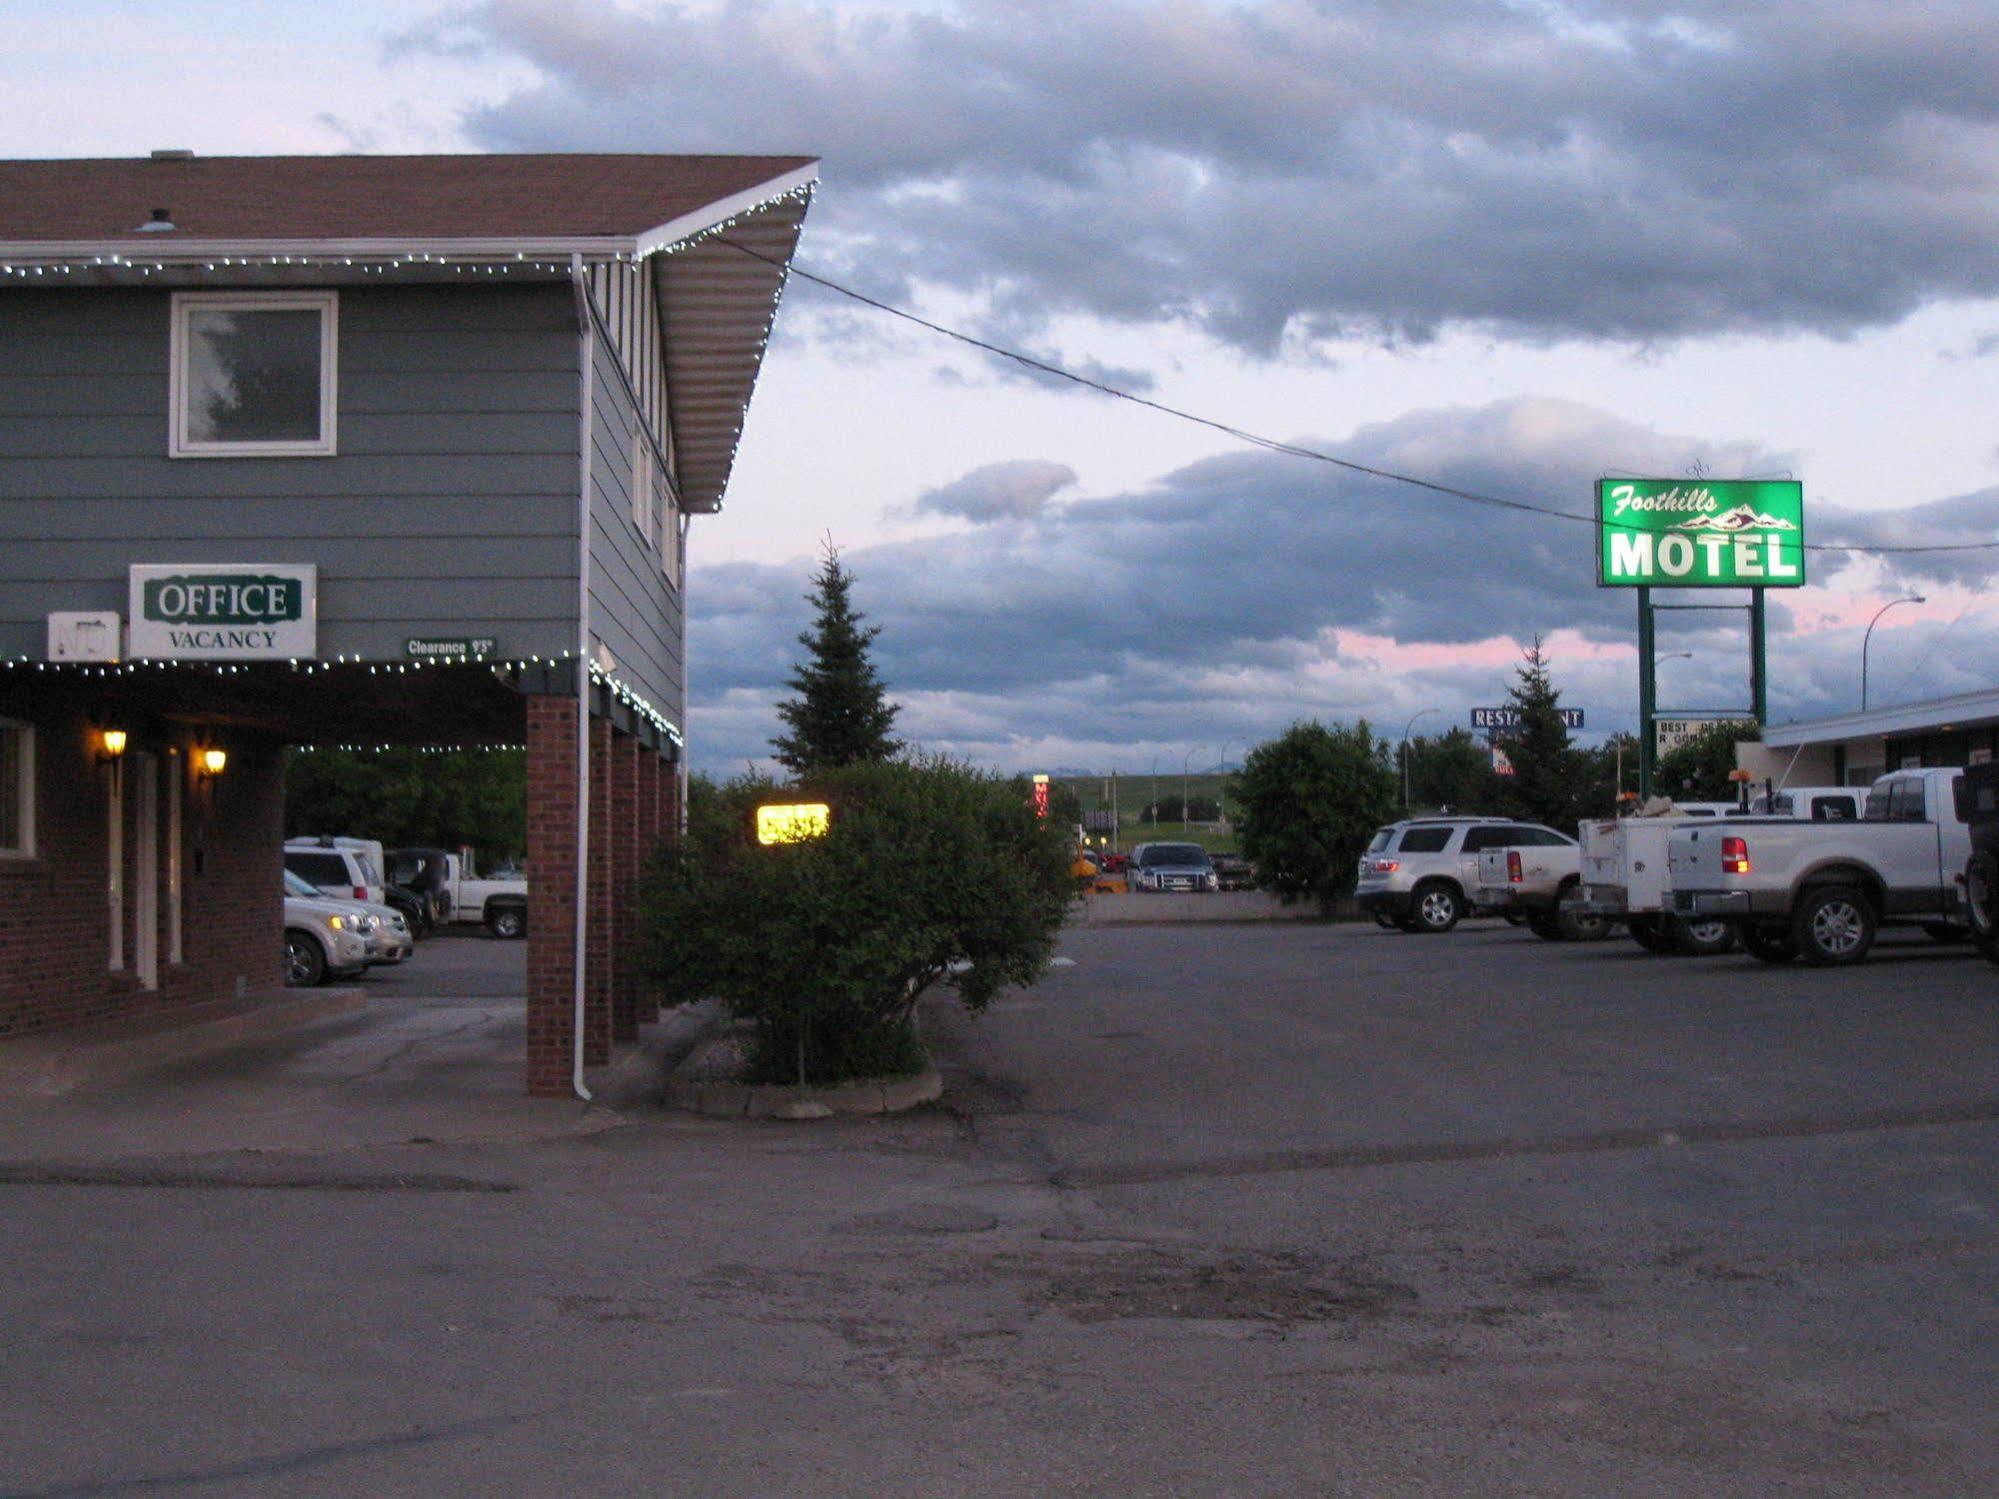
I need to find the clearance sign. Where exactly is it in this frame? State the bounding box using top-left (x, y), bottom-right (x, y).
top-left (1597, 480), bottom-right (1804, 588)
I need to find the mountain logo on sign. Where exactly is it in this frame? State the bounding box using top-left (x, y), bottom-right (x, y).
top-left (1672, 504), bottom-right (1797, 533)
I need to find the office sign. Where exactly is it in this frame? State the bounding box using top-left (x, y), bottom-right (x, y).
top-left (1655, 717), bottom-right (1753, 756)
top-left (129, 564), bottom-right (316, 659)
top-left (1598, 479), bottom-right (1804, 588)
top-left (1472, 706), bottom-right (1584, 730)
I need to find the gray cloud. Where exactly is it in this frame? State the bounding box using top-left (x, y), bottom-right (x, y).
top-left (403, 0), bottom-right (1999, 351)
top-left (913, 459), bottom-right (1078, 523)
top-left (682, 396), bottom-right (1999, 769)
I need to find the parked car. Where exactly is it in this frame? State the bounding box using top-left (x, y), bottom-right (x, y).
top-left (1127, 842), bottom-right (1218, 893)
top-left (1666, 768), bottom-right (1971, 965)
top-left (1471, 827), bottom-right (1603, 941)
top-left (1210, 853), bottom-right (1256, 891)
top-left (1356, 817), bottom-right (1538, 933)
top-left (282, 876), bottom-right (375, 987)
top-left (426, 849), bottom-right (530, 937)
top-left (284, 869), bottom-right (413, 968)
top-left (284, 839), bottom-right (386, 906)
top-left (1748, 786), bottom-right (1864, 820)
top-left (1962, 764), bottom-right (1999, 967)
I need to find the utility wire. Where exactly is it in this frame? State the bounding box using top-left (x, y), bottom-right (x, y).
top-left (719, 234), bottom-right (1999, 558)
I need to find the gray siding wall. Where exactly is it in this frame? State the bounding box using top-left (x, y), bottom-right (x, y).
top-left (587, 326), bottom-right (684, 726)
top-left (0, 283), bottom-right (581, 664)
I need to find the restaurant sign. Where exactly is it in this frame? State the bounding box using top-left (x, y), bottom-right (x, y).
top-left (129, 563), bottom-right (316, 659)
top-left (1598, 480), bottom-right (1805, 588)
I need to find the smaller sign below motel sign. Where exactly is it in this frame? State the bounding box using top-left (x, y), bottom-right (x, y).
top-left (1472, 706), bottom-right (1584, 730)
top-left (405, 637), bottom-right (496, 659)
top-left (1597, 479), bottom-right (1805, 589)
top-left (128, 563), bottom-right (317, 660)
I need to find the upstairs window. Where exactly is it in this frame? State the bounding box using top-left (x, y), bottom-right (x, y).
top-left (0, 719), bottom-right (32, 859)
top-left (170, 292), bottom-right (337, 457)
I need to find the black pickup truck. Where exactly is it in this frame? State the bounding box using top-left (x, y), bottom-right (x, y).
top-left (1965, 763), bottom-right (1999, 967)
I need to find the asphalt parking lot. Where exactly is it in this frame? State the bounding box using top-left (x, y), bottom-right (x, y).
top-left (3, 919), bottom-right (1997, 1495)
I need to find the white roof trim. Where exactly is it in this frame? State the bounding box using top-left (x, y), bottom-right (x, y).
top-left (1764, 683), bottom-right (1999, 746)
top-left (632, 162), bottom-right (819, 258)
top-left (0, 235), bottom-right (637, 262)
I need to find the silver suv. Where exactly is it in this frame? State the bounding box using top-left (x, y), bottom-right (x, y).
top-left (1355, 817), bottom-right (1561, 933)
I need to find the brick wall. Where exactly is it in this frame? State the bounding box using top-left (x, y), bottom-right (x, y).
top-left (0, 701), bottom-right (283, 1040)
top-left (525, 694), bottom-right (578, 1097)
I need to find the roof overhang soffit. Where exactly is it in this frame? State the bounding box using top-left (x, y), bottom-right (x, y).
top-left (649, 176), bottom-right (815, 516)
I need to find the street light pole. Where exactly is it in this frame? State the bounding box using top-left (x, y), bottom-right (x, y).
top-left (1861, 596), bottom-right (1926, 711)
top-left (1216, 738), bottom-right (1237, 826)
top-left (1401, 708), bottom-right (1439, 812)
top-left (1181, 748), bottom-right (1195, 832)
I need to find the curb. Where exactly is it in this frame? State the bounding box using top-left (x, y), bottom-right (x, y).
top-left (0, 988), bottom-right (368, 1097)
top-left (664, 1026), bottom-right (943, 1120)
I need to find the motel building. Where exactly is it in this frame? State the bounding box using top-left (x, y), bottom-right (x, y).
top-left (1745, 685), bottom-right (1999, 790)
top-left (0, 151), bottom-right (814, 1096)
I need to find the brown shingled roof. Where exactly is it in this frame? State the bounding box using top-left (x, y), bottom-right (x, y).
top-left (0, 153), bottom-right (818, 243)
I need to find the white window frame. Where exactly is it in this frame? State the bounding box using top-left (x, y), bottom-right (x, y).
top-left (631, 435), bottom-right (655, 550)
top-left (0, 718), bottom-right (32, 860)
top-left (169, 290), bottom-right (338, 458)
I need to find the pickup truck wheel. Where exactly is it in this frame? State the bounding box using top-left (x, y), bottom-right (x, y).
top-left (1525, 910), bottom-right (1566, 941)
top-left (1628, 916), bottom-right (1673, 955)
top-left (1409, 880), bottom-right (1463, 934)
top-left (1739, 922), bottom-right (1797, 964)
top-left (1967, 851), bottom-right (1999, 964)
top-left (284, 929), bottom-right (327, 987)
top-left (1792, 886), bottom-right (1876, 967)
top-left (487, 905), bottom-right (527, 940)
top-left (1555, 881), bottom-right (1609, 941)
top-left (1672, 916), bottom-right (1737, 957)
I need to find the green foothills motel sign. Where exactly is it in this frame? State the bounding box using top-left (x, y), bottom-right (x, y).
top-left (1597, 479), bottom-right (1805, 588)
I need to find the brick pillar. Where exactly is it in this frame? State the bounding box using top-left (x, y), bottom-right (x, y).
top-left (610, 730), bottom-right (641, 1043)
top-left (633, 745), bottom-right (663, 1024)
top-left (525, 695), bottom-right (579, 1097)
top-left (584, 715), bottom-right (614, 1066)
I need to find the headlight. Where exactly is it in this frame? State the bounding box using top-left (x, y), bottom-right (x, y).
top-left (351, 914), bottom-right (379, 934)
top-left (328, 915), bottom-right (345, 931)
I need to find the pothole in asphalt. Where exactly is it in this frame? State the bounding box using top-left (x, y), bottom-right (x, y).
top-left (1033, 1249), bottom-right (1418, 1325)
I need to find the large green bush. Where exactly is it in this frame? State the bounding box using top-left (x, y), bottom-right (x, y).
top-left (1234, 720), bottom-right (1398, 910)
top-left (639, 758), bottom-right (1075, 1085)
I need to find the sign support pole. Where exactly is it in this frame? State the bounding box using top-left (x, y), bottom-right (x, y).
top-left (1750, 587), bottom-right (1768, 726)
top-left (1637, 585), bottom-right (1656, 800)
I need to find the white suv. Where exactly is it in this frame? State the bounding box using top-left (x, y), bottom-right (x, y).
top-left (1354, 817), bottom-right (1563, 934)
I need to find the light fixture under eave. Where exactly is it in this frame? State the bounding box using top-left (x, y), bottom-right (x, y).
top-left (197, 747), bottom-right (227, 776)
top-left (98, 727), bottom-right (128, 763)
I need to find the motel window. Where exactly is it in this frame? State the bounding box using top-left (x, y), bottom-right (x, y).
top-left (632, 437), bottom-right (655, 549)
top-left (170, 292), bottom-right (338, 457)
top-left (0, 719), bottom-right (33, 859)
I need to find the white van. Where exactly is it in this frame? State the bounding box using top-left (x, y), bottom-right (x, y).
top-left (284, 837), bottom-right (387, 905)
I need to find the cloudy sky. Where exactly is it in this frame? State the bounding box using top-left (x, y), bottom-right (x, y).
top-left (12, 0), bottom-right (1999, 772)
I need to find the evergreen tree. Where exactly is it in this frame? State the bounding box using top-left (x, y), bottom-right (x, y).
top-left (1500, 636), bottom-right (1586, 829)
top-left (771, 544), bottom-right (902, 774)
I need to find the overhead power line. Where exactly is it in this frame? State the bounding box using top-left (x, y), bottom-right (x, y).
top-left (719, 235), bottom-right (1999, 558)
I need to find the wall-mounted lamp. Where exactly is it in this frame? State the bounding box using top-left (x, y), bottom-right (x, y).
top-left (97, 727), bottom-right (128, 764)
top-left (197, 747), bottom-right (228, 777)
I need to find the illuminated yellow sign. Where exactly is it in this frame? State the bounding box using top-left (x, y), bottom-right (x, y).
top-left (756, 803), bottom-right (831, 845)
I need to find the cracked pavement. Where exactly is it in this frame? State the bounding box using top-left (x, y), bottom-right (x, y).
top-left (3, 923), bottom-right (1998, 1494)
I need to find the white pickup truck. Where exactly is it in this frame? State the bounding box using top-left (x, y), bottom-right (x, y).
top-left (1473, 832), bottom-right (1605, 942)
top-left (1666, 768), bottom-right (1971, 966)
top-left (442, 851), bottom-right (529, 938)
top-left (1578, 802), bottom-right (1746, 956)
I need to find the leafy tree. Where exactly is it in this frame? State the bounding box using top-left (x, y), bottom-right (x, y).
top-left (1233, 720), bottom-right (1397, 909)
top-left (284, 747), bottom-right (526, 865)
top-left (1404, 727), bottom-right (1505, 814)
top-left (1655, 721), bottom-right (1763, 802)
top-left (1498, 637), bottom-right (1589, 830)
top-left (639, 757), bottom-right (1074, 1085)
top-left (771, 544), bottom-right (901, 773)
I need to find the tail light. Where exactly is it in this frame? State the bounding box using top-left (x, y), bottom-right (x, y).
top-left (353, 885), bottom-right (367, 899)
top-left (1507, 851), bottom-right (1523, 883)
top-left (1721, 836), bottom-right (1750, 875)
top-left (1368, 859), bottom-right (1399, 873)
